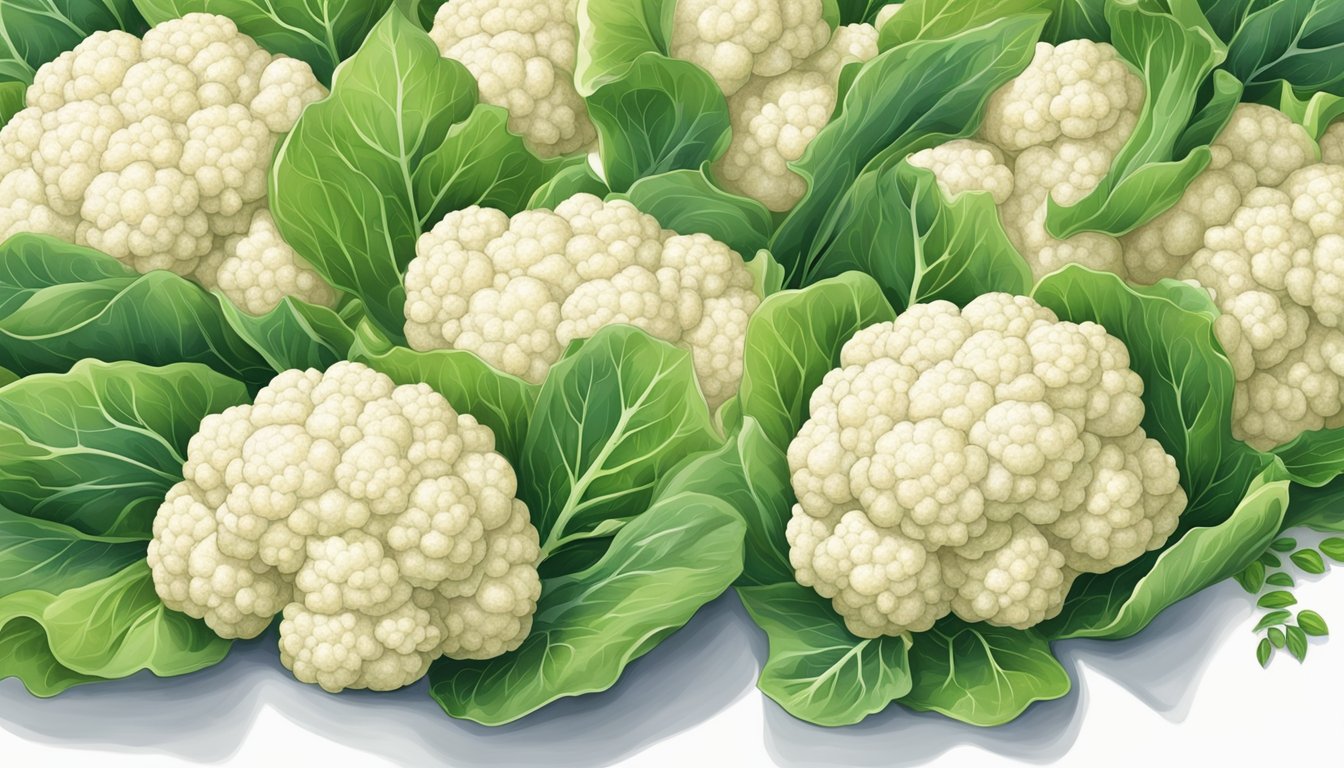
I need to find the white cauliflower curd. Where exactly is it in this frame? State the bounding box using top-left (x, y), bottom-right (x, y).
top-left (0, 13), bottom-right (336, 314)
top-left (403, 193), bottom-right (760, 408)
top-left (786, 293), bottom-right (1186, 638)
top-left (147, 362), bottom-right (542, 692)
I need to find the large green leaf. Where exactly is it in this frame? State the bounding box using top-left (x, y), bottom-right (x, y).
top-left (1044, 0), bottom-right (1229, 238)
top-left (614, 168), bottom-right (774, 259)
top-left (1282, 478), bottom-right (1344, 533)
top-left (0, 508), bottom-right (143, 598)
top-left (528, 160), bottom-right (610, 209)
top-left (428, 491), bottom-right (744, 725)
top-left (218, 296), bottom-right (355, 375)
top-left (1273, 427), bottom-right (1344, 487)
top-left (738, 583), bottom-right (912, 726)
top-left (0, 0), bottom-right (146, 85)
top-left (131, 0), bottom-right (392, 83)
top-left (900, 618), bottom-right (1070, 726)
top-left (0, 360), bottom-right (248, 538)
top-left (1046, 463), bottom-right (1288, 639)
top-left (587, 53), bottom-right (731, 192)
top-left (802, 161), bottom-right (1031, 308)
top-left (771, 14), bottom-right (1044, 286)
top-left (347, 320), bottom-right (539, 462)
top-left (1210, 0), bottom-right (1344, 100)
top-left (573, 0), bottom-right (674, 94)
top-left (269, 9), bottom-right (557, 341)
top-left (521, 325), bottom-right (720, 557)
top-left (738, 272), bottom-right (896, 449)
top-left (0, 80), bottom-right (24, 124)
top-left (878, 0), bottom-right (1108, 47)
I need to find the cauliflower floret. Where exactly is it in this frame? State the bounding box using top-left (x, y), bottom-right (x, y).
top-left (0, 13), bottom-right (334, 314)
top-left (403, 194), bottom-right (760, 408)
top-left (670, 0), bottom-right (831, 97)
top-left (430, 0), bottom-right (595, 157)
top-left (147, 362), bottom-right (542, 692)
top-left (908, 140), bottom-right (1015, 204)
top-left (786, 293), bottom-right (1185, 639)
top-left (1320, 121), bottom-right (1344, 165)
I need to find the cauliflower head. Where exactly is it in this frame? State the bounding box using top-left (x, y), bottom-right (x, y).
top-left (430, 0), bottom-right (595, 157)
top-left (402, 193), bottom-right (759, 408)
top-left (786, 293), bottom-right (1186, 638)
top-left (1179, 162), bottom-right (1344, 449)
top-left (0, 13), bottom-right (336, 315)
top-left (1322, 121), bottom-right (1344, 165)
top-left (147, 362), bottom-right (542, 692)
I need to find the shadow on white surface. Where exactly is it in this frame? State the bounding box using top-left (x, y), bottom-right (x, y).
top-left (0, 575), bottom-right (1255, 767)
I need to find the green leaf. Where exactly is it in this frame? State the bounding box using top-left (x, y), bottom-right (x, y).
top-left (587, 53), bottom-right (730, 192)
top-left (1266, 572), bottom-right (1295, 588)
top-left (1256, 637), bottom-right (1272, 666)
top-left (1234, 560), bottom-right (1266, 592)
top-left (614, 169), bottom-right (774, 259)
top-left (834, 0), bottom-right (889, 24)
top-left (1045, 0), bottom-right (1227, 238)
top-left (771, 14), bottom-right (1044, 286)
top-left (1046, 463), bottom-right (1287, 639)
top-left (1270, 537), bottom-right (1297, 552)
top-left (1253, 609), bottom-right (1292, 631)
top-left (1268, 625), bottom-right (1286, 647)
top-left (1297, 610), bottom-right (1329, 636)
top-left (1260, 551), bottom-right (1283, 568)
top-left (0, 508), bottom-right (143, 597)
top-left (1290, 549), bottom-right (1326, 574)
top-left (1321, 537), bottom-right (1344, 562)
top-left (218, 296), bottom-right (354, 375)
top-left (1285, 624), bottom-right (1308, 661)
top-left (0, 360), bottom-right (248, 538)
top-left (528, 160), bottom-right (610, 209)
top-left (738, 582), bottom-right (912, 726)
top-left (269, 10), bottom-right (557, 341)
top-left (738, 272), bottom-right (896, 449)
top-left (573, 0), bottom-right (674, 94)
top-left (347, 320), bottom-right (539, 463)
top-left (1283, 479), bottom-right (1344, 533)
top-left (0, 80), bottom-right (24, 124)
top-left (1258, 590), bottom-right (1297, 609)
top-left (0, 234), bottom-right (278, 388)
top-left (1273, 427), bottom-right (1344, 488)
top-left (656, 418), bottom-right (794, 586)
top-left (0, 0), bottom-right (146, 84)
top-left (521, 325), bottom-right (720, 556)
top-left (877, 0), bottom-right (1107, 48)
top-left (131, 0), bottom-right (391, 84)
top-left (901, 617), bottom-right (1070, 726)
top-left (799, 161), bottom-right (1032, 307)
top-left (1272, 82), bottom-right (1344, 140)
top-left (1213, 0), bottom-right (1344, 101)
top-left (428, 491), bottom-right (744, 724)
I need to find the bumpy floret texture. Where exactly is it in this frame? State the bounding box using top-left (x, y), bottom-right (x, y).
top-left (430, 0), bottom-right (595, 157)
top-left (147, 362), bottom-right (542, 692)
top-left (1322, 122), bottom-right (1344, 165)
top-left (1179, 163), bottom-right (1344, 449)
top-left (785, 294), bottom-right (1185, 638)
top-left (0, 14), bottom-right (335, 313)
top-left (907, 41), bottom-right (1316, 283)
top-left (403, 194), bottom-right (759, 408)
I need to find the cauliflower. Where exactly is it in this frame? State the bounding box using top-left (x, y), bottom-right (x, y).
top-left (0, 13), bottom-right (336, 314)
top-left (147, 362), bottom-right (542, 692)
top-left (402, 193), bottom-right (760, 408)
top-left (430, 0), bottom-right (596, 157)
top-left (1323, 121), bottom-right (1344, 165)
top-left (786, 293), bottom-right (1186, 638)
top-left (906, 41), bottom-right (1316, 283)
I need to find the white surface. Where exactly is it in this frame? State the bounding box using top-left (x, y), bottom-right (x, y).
top-left (2, 531), bottom-right (1341, 768)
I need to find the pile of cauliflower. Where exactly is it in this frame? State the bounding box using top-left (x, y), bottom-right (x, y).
top-left (429, 0), bottom-right (891, 209)
top-left (403, 193), bottom-right (760, 408)
top-left (786, 293), bottom-right (1186, 637)
top-left (907, 38), bottom-right (1344, 450)
top-left (0, 13), bottom-right (336, 314)
top-left (147, 362), bottom-right (542, 692)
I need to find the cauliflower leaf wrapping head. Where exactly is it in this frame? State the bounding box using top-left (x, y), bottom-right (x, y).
top-left (402, 193), bottom-right (760, 409)
top-left (0, 13), bottom-right (336, 315)
top-left (786, 293), bottom-right (1186, 638)
top-left (147, 361), bottom-right (542, 692)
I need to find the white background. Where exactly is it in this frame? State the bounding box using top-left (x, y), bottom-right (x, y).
top-left (2, 530), bottom-right (1341, 768)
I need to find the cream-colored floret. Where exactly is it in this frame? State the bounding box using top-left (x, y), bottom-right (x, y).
top-left (1321, 122), bottom-right (1344, 165)
top-left (786, 293), bottom-right (1185, 638)
top-left (0, 14), bottom-right (333, 313)
top-left (403, 194), bottom-right (760, 408)
top-left (147, 362), bottom-right (542, 692)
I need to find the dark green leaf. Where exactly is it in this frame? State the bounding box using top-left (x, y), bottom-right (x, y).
top-left (1258, 590), bottom-right (1297, 609)
top-left (738, 583), bottom-right (912, 726)
top-left (1285, 624), bottom-right (1308, 661)
top-left (1256, 637), bottom-right (1272, 666)
top-left (1253, 609), bottom-right (1292, 631)
top-left (1268, 626), bottom-right (1286, 647)
top-left (614, 169), bottom-right (774, 258)
top-left (0, 0), bottom-right (146, 84)
top-left (1260, 551), bottom-right (1283, 568)
top-left (1290, 549), bottom-right (1326, 574)
top-left (1265, 572), bottom-right (1295, 588)
top-left (218, 296), bottom-right (354, 375)
top-left (1297, 610), bottom-right (1329, 636)
top-left (0, 81), bottom-right (24, 124)
top-left (1270, 537), bottom-right (1297, 552)
top-left (1214, 0), bottom-right (1344, 100)
top-left (1234, 560), bottom-right (1266, 592)
top-left (1274, 427), bottom-right (1344, 488)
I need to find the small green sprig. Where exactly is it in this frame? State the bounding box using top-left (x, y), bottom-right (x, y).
top-left (1240, 536), bottom-right (1340, 666)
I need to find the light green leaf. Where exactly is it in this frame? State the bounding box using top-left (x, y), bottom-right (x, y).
top-left (738, 272), bottom-right (896, 449)
top-left (877, 0), bottom-right (1106, 47)
top-left (521, 325), bottom-right (720, 556)
top-left (771, 14), bottom-right (1044, 286)
top-left (218, 296), bottom-right (354, 375)
top-left (428, 491), bottom-right (744, 724)
top-left (0, 360), bottom-right (247, 538)
top-left (0, 0), bottom-right (146, 84)
top-left (528, 160), bottom-right (610, 209)
top-left (901, 617), bottom-right (1069, 726)
top-left (1271, 82), bottom-right (1344, 140)
top-left (587, 53), bottom-right (730, 192)
top-left (0, 80), bottom-right (24, 124)
top-left (614, 168), bottom-right (774, 259)
top-left (573, 0), bottom-right (674, 94)
top-left (347, 320), bottom-right (539, 462)
top-left (131, 0), bottom-right (392, 83)
top-left (1272, 427), bottom-right (1344, 487)
top-left (800, 161), bottom-right (1031, 306)
top-left (739, 582), bottom-right (912, 726)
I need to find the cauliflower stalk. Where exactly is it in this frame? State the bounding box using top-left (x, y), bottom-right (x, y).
top-left (0, 13), bottom-right (337, 315)
top-left (148, 362), bottom-right (542, 691)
